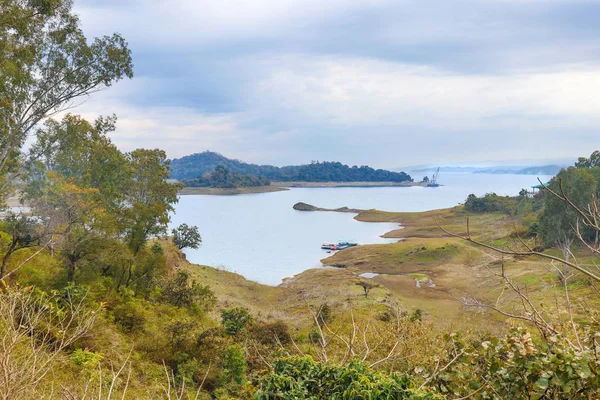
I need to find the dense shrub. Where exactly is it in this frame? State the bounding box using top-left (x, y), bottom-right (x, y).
top-left (436, 328), bottom-right (600, 399)
top-left (221, 307), bottom-right (252, 336)
top-left (255, 356), bottom-right (439, 399)
top-left (111, 301), bottom-right (148, 333)
top-left (464, 193), bottom-right (517, 214)
top-left (221, 345), bottom-right (247, 386)
top-left (158, 271), bottom-right (216, 310)
top-left (250, 321), bottom-right (291, 345)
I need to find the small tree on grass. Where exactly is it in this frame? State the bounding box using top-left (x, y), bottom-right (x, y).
top-left (221, 345), bottom-right (246, 386)
top-left (0, 214), bottom-right (45, 279)
top-left (356, 281), bottom-right (378, 298)
top-left (172, 224), bottom-right (202, 250)
top-left (159, 271), bottom-right (215, 310)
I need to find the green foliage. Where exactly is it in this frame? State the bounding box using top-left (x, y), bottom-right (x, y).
top-left (410, 309), bottom-right (423, 322)
top-left (183, 165), bottom-right (271, 188)
top-left (221, 307), bottom-right (252, 336)
top-left (170, 151), bottom-right (413, 182)
top-left (437, 328), bottom-right (600, 399)
top-left (221, 345), bottom-right (247, 386)
top-left (123, 149), bottom-right (181, 255)
top-left (21, 115), bottom-right (181, 285)
top-left (255, 356), bottom-right (438, 399)
top-left (112, 301), bottom-right (148, 333)
top-left (158, 271), bottom-right (216, 310)
top-left (464, 193), bottom-right (518, 214)
top-left (309, 328), bottom-right (322, 343)
top-left (0, 213), bottom-right (43, 278)
top-left (0, 0), bottom-right (132, 202)
top-left (250, 321), bottom-right (291, 345)
top-left (172, 224), bottom-right (202, 250)
top-left (69, 349), bottom-right (104, 379)
top-left (575, 150), bottom-right (600, 169)
top-left (538, 167), bottom-right (597, 253)
top-left (26, 114), bottom-right (129, 210)
top-left (317, 303), bottom-right (333, 324)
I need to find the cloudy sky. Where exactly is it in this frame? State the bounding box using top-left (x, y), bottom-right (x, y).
top-left (73, 0), bottom-right (600, 168)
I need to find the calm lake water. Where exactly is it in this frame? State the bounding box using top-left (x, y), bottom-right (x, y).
top-left (169, 173), bottom-right (553, 285)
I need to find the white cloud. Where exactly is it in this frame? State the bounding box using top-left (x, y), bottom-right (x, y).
top-left (248, 55), bottom-right (600, 129)
top-left (76, 0), bottom-right (385, 48)
top-left (67, 0), bottom-right (600, 166)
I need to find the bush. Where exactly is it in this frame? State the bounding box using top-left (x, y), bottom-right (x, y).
top-left (317, 303), bottom-right (333, 324)
top-left (436, 328), bottom-right (600, 398)
top-left (221, 345), bottom-right (246, 386)
top-left (111, 301), bottom-right (147, 333)
top-left (250, 320), bottom-right (291, 345)
top-left (221, 307), bottom-right (252, 336)
top-left (158, 271), bottom-right (216, 310)
top-left (464, 193), bottom-right (518, 214)
top-left (255, 356), bottom-right (438, 399)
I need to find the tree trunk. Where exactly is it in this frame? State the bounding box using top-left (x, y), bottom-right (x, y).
top-left (125, 261), bottom-right (134, 288)
top-left (67, 259), bottom-right (76, 282)
top-left (1, 240), bottom-right (18, 279)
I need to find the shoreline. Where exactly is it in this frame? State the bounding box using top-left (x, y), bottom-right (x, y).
top-left (274, 181), bottom-right (428, 188)
top-left (178, 181), bottom-right (429, 196)
top-left (178, 186), bottom-right (289, 196)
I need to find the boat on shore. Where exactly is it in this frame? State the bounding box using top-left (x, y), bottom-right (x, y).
top-left (321, 241), bottom-right (358, 251)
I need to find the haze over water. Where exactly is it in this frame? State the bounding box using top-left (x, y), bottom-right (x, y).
top-left (169, 173), bottom-right (553, 285)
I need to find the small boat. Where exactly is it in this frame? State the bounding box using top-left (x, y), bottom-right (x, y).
top-left (321, 241), bottom-right (358, 251)
top-left (321, 243), bottom-right (338, 250)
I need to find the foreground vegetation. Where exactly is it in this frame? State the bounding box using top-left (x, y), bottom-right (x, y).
top-left (2, 0), bottom-right (600, 398)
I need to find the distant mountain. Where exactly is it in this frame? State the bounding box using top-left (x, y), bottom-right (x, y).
top-left (474, 165), bottom-right (564, 175)
top-left (407, 165), bottom-right (563, 176)
top-left (170, 151), bottom-right (413, 183)
top-left (409, 166), bottom-right (482, 173)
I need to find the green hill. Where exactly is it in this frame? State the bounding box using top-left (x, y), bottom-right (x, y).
top-left (170, 151), bottom-right (413, 183)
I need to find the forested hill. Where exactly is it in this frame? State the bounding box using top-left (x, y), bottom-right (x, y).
top-left (170, 151), bottom-right (413, 182)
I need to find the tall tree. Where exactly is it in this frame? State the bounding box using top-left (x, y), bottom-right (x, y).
top-left (26, 114), bottom-right (130, 211)
top-left (123, 149), bottom-right (181, 255)
top-left (538, 167), bottom-right (597, 262)
top-left (575, 150), bottom-right (600, 169)
top-left (28, 172), bottom-right (110, 282)
top-left (0, 0), bottom-right (133, 204)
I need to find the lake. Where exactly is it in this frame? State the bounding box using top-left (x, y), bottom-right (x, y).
top-left (169, 173), bottom-right (553, 285)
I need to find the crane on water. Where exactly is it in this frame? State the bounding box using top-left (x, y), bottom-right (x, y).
top-left (427, 167), bottom-right (440, 187)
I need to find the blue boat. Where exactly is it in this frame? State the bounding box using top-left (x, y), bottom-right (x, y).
top-left (321, 241), bottom-right (358, 251)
